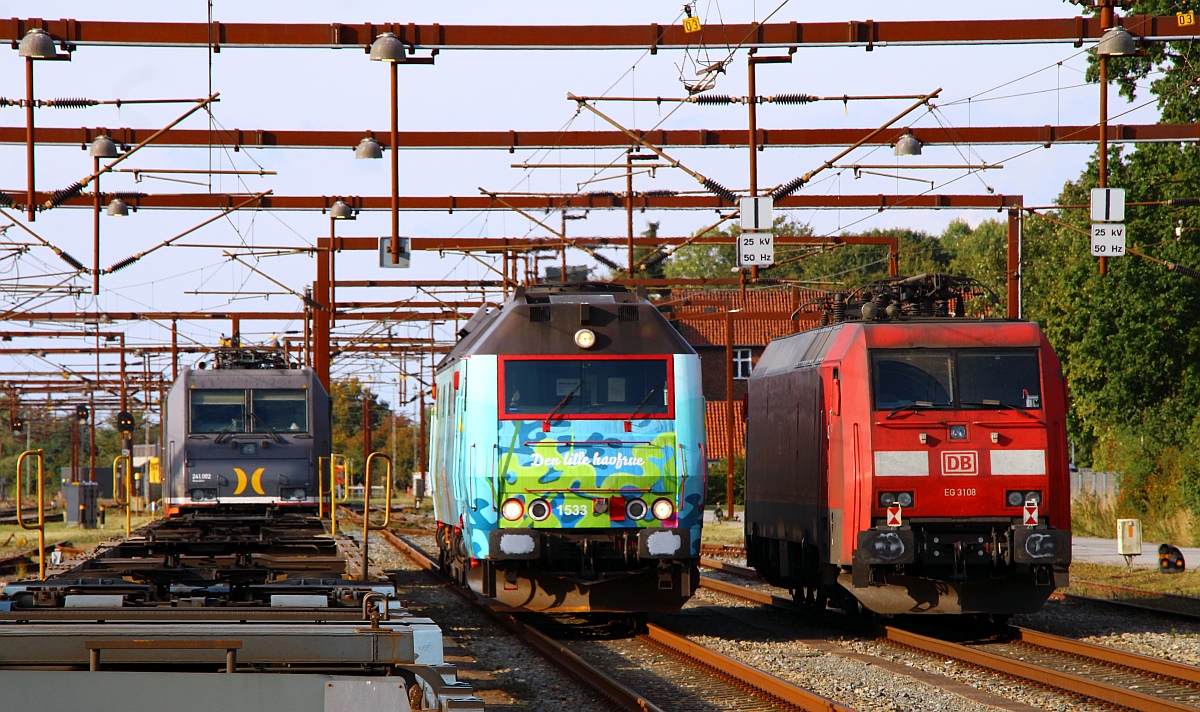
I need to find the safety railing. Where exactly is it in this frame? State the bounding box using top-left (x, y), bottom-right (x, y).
top-left (360, 452), bottom-right (393, 580)
top-left (112, 453), bottom-right (132, 537)
top-left (15, 449), bottom-right (46, 580)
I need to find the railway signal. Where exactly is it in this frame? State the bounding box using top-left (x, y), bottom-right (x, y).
top-left (10, 416), bottom-right (23, 434)
top-left (75, 404), bottom-right (89, 422)
top-left (116, 411), bottom-right (135, 434)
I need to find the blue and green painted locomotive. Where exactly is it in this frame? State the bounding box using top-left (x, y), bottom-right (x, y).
top-left (428, 283), bottom-right (706, 612)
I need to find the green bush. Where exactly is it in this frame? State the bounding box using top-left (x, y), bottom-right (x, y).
top-left (705, 455), bottom-right (744, 507)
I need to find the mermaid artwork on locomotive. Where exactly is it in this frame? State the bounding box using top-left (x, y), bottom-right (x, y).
top-left (428, 284), bottom-right (706, 613)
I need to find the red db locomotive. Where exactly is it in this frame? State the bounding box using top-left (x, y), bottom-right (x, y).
top-left (745, 275), bottom-right (1070, 615)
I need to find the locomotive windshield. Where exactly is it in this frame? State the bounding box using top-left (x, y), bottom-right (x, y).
top-left (190, 389), bottom-right (309, 433)
top-left (871, 348), bottom-right (1041, 411)
top-left (502, 358), bottom-right (670, 417)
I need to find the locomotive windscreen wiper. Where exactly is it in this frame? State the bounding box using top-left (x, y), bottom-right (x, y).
top-left (251, 411), bottom-right (286, 443)
top-left (885, 401), bottom-right (934, 420)
top-left (545, 382), bottom-right (582, 422)
top-left (960, 399), bottom-right (1037, 419)
top-left (627, 381), bottom-right (666, 421)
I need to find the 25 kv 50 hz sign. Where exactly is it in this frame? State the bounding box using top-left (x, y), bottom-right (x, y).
top-left (1091, 223), bottom-right (1126, 257)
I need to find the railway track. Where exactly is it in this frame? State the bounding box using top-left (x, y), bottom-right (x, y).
top-left (368, 521), bottom-right (854, 712)
top-left (698, 561), bottom-right (1200, 711)
top-left (1056, 579), bottom-right (1200, 621)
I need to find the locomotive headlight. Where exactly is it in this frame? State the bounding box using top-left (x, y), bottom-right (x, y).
top-left (1024, 490), bottom-right (1043, 505)
top-left (280, 487), bottom-right (306, 501)
top-left (528, 498), bottom-right (551, 521)
top-left (190, 488), bottom-right (217, 502)
top-left (573, 328), bottom-right (596, 349)
top-left (501, 497), bottom-right (526, 522)
top-left (896, 491), bottom-right (915, 508)
top-left (651, 498), bottom-right (675, 520)
top-left (949, 424), bottom-right (967, 441)
top-left (625, 498), bottom-right (649, 520)
top-left (1006, 490), bottom-right (1025, 507)
top-left (878, 492), bottom-right (898, 507)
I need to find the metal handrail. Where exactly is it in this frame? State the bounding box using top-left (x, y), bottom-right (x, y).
top-left (112, 454), bottom-right (132, 537)
top-left (360, 451), bottom-right (393, 580)
top-left (317, 456), bottom-right (329, 518)
top-left (15, 449), bottom-right (46, 580)
top-left (329, 454), bottom-right (349, 536)
top-left (336, 456), bottom-right (352, 504)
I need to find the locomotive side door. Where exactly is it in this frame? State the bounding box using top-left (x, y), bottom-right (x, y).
top-left (823, 362), bottom-right (844, 565)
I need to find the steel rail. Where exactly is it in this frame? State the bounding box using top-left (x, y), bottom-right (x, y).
top-left (1058, 579), bottom-right (1200, 621)
top-left (639, 623), bottom-right (854, 712)
top-left (350, 522), bottom-right (666, 712)
top-left (371, 522), bottom-right (852, 712)
top-left (699, 556), bottom-right (759, 578)
top-left (699, 574), bottom-right (1200, 712)
top-left (882, 627), bottom-right (1196, 712)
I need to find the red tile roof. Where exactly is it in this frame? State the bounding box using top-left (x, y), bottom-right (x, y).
top-left (663, 286), bottom-right (825, 347)
top-left (705, 399), bottom-right (745, 460)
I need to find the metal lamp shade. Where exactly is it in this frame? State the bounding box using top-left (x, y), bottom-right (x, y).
top-left (106, 198), bottom-right (129, 216)
top-left (894, 133), bottom-right (923, 157)
top-left (89, 136), bottom-right (118, 159)
top-left (369, 32), bottom-right (405, 62)
top-left (330, 200), bottom-right (354, 219)
top-left (355, 137), bottom-right (383, 159)
top-left (18, 29), bottom-right (57, 59)
top-left (1096, 27), bottom-right (1137, 57)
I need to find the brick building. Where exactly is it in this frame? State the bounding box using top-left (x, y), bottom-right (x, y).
top-left (660, 286), bottom-right (824, 461)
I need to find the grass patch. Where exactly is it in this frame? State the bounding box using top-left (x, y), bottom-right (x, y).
top-left (702, 520), bottom-right (745, 547)
top-left (1072, 492), bottom-right (1200, 546)
top-left (1068, 561), bottom-right (1200, 597)
top-left (0, 512), bottom-right (156, 555)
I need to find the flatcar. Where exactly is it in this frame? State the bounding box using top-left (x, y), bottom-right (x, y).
top-left (428, 282), bottom-right (706, 612)
top-left (745, 275), bottom-right (1071, 615)
top-left (162, 345), bottom-right (330, 515)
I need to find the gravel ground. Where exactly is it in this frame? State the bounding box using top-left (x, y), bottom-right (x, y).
top-left (361, 531), bottom-right (612, 712)
top-left (672, 588), bottom-right (1074, 712)
top-left (1014, 597), bottom-right (1200, 666)
top-left (356, 530), bottom-right (1200, 712)
top-left (692, 568), bottom-right (1118, 711)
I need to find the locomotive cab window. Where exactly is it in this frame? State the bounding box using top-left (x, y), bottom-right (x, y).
top-left (958, 350), bottom-right (1041, 409)
top-left (190, 390), bottom-right (246, 433)
top-left (190, 389), bottom-right (309, 433)
top-left (502, 358), bottom-right (670, 417)
top-left (871, 348), bottom-right (1042, 411)
top-left (871, 351), bottom-right (954, 409)
top-left (251, 390), bottom-right (309, 432)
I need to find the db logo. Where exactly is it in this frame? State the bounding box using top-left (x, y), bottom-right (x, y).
top-left (941, 451), bottom-right (978, 475)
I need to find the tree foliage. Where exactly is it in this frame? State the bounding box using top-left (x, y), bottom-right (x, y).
top-left (331, 378), bottom-right (418, 488)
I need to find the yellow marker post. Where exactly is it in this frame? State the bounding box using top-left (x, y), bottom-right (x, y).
top-left (360, 452), bottom-right (393, 580)
top-left (15, 450), bottom-right (46, 579)
top-left (683, 16), bottom-right (702, 33)
top-left (112, 454), bottom-right (132, 537)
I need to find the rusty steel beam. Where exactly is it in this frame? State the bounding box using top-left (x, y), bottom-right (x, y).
top-left (325, 235), bottom-right (897, 251)
top-left (0, 15), bottom-right (1190, 50)
top-left (5, 123), bottom-right (1199, 152)
top-left (2, 310), bottom-right (469, 322)
top-left (23, 191), bottom-right (1023, 212)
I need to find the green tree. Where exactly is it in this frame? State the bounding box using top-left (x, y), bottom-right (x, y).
top-left (1018, 0), bottom-right (1200, 536)
top-left (330, 378), bottom-right (418, 489)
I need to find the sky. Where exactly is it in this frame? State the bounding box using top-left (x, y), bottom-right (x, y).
top-left (0, 1), bottom-right (1162, 419)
